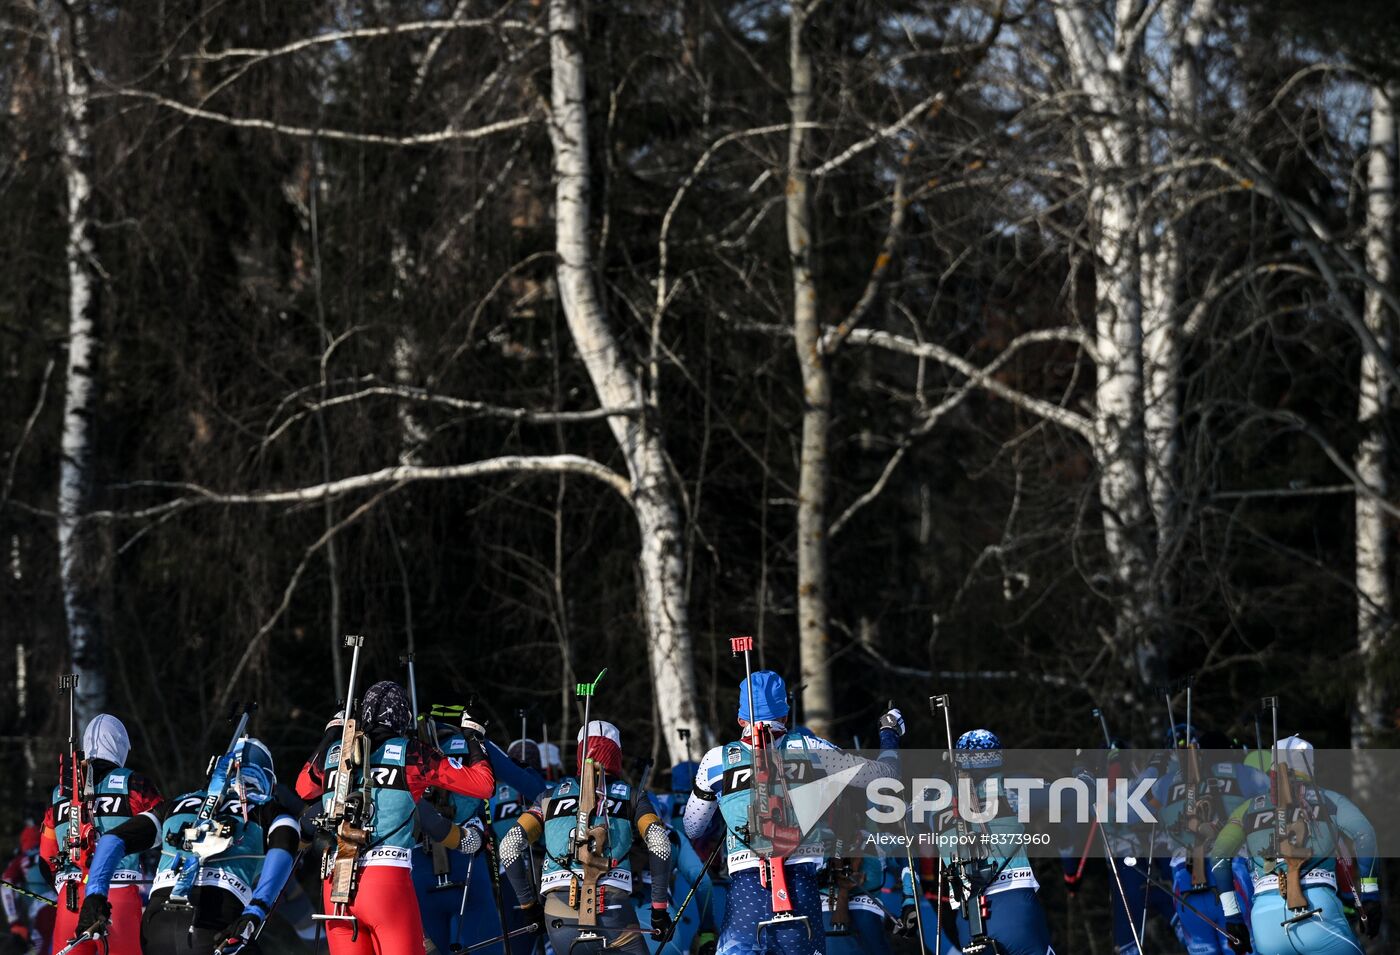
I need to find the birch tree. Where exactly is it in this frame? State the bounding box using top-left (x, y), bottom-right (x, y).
top-left (787, 0), bottom-right (835, 739)
top-left (1042, 1), bottom-right (1157, 684)
top-left (1354, 82), bottom-right (1396, 766)
top-left (549, 0), bottom-right (702, 759)
top-left (47, 0), bottom-right (105, 722)
top-left (1143, 0), bottom-right (1214, 563)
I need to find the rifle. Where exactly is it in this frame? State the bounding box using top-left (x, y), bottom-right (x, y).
top-left (55, 675), bottom-right (89, 914)
top-left (404, 654), bottom-right (457, 891)
top-left (1179, 681), bottom-right (1209, 890)
top-left (731, 636), bottom-right (811, 945)
top-left (930, 694), bottom-right (1002, 955)
top-left (167, 702), bottom-right (259, 906)
top-left (1262, 697), bottom-right (1320, 924)
top-left (826, 856), bottom-right (856, 936)
top-left (312, 635), bottom-right (369, 940)
top-left (570, 669), bottom-right (610, 928)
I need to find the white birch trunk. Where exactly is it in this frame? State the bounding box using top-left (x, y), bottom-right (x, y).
top-left (1354, 84), bottom-right (1396, 783)
top-left (1142, 0), bottom-right (1213, 614)
top-left (50, 5), bottom-right (105, 723)
top-left (788, 2), bottom-right (834, 740)
top-left (1054, 1), bottom-right (1162, 684)
top-left (548, 0), bottom-right (703, 761)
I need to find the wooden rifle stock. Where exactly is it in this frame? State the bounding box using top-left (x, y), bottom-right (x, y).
top-left (830, 859), bottom-right (855, 931)
top-left (574, 757), bottom-right (611, 927)
top-left (1273, 759), bottom-right (1311, 911)
top-left (326, 717), bottom-right (369, 905)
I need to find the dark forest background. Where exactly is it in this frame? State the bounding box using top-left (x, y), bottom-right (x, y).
top-left (1, 4), bottom-right (1399, 939)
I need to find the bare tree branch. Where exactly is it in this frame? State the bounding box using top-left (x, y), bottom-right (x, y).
top-left (106, 88), bottom-right (537, 147)
top-left (186, 16), bottom-right (541, 64)
top-left (260, 385), bottom-right (638, 449)
top-left (91, 455), bottom-right (631, 522)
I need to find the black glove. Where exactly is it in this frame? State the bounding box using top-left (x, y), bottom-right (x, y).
top-left (650, 906), bottom-right (674, 940)
top-left (891, 904), bottom-right (919, 938)
top-left (878, 707), bottom-right (906, 737)
top-left (214, 912), bottom-right (263, 954)
top-left (1223, 919), bottom-right (1251, 955)
top-left (463, 734), bottom-right (489, 765)
top-left (1361, 898), bottom-right (1382, 938)
top-left (518, 900), bottom-right (543, 932)
top-left (75, 892), bottom-right (111, 937)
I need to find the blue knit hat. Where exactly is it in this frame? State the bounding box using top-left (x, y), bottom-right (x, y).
top-left (955, 728), bottom-right (1002, 769)
top-left (738, 670), bottom-right (789, 722)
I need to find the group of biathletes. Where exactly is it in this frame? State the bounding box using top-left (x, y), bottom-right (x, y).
top-left (0, 636), bottom-right (1385, 955)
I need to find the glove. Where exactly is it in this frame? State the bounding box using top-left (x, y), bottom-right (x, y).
top-left (460, 710), bottom-right (487, 739)
top-left (324, 710), bottom-right (345, 731)
top-left (75, 892), bottom-right (110, 937)
top-left (1361, 898), bottom-right (1382, 938)
top-left (891, 905), bottom-right (919, 938)
top-left (650, 905), bottom-right (674, 940)
top-left (1223, 919), bottom-right (1251, 955)
top-left (518, 900), bottom-right (543, 932)
top-left (214, 912), bottom-right (263, 954)
top-left (454, 823), bottom-right (483, 855)
top-left (878, 707), bottom-right (906, 738)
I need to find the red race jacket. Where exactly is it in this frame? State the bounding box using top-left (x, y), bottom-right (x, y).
top-left (296, 734), bottom-right (493, 804)
top-left (39, 770), bottom-right (162, 876)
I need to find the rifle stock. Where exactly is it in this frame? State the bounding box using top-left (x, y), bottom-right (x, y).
top-left (313, 635), bottom-right (369, 917)
top-left (1274, 756), bottom-right (1312, 911)
top-left (574, 756), bottom-right (612, 926)
top-left (1261, 696), bottom-right (1317, 918)
top-left (1184, 739), bottom-right (1208, 888)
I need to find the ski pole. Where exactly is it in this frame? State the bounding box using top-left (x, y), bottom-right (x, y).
top-left (1091, 708), bottom-right (1147, 955)
top-left (1132, 864), bottom-right (1236, 941)
top-left (465, 923), bottom-right (542, 953)
top-left (661, 834), bottom-right (727, 944)
top-left (55, 931), bottom-right (104, 955)
top-left (888, 698), bottom-right (927, 955)
top-left (901, 831), bottom-right (928, 955)
top-left (0, 879), bottom-right (55, 907)
top-left (1093, 707), bottom-right (1113, 749)
top-left (449, 848), bottom-right (475, 952)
